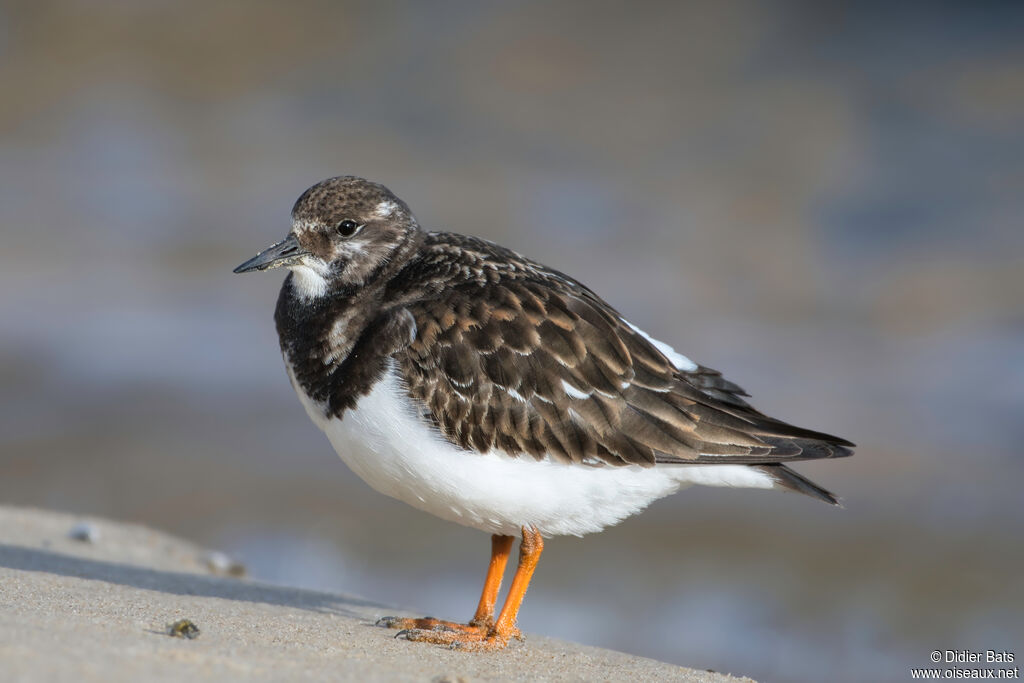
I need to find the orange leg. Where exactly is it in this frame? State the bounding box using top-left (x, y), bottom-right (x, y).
top-left (471, 534), bottom-right (516, 628)
top-left (488, 526), bottom-right (543, 644)
top-left (377, 534), bottom-right (514, 634)
top-left (393, 526), bottom-right (544, 650)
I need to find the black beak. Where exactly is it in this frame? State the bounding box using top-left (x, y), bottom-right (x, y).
top-left (233, 234), bottom-right (306, 273)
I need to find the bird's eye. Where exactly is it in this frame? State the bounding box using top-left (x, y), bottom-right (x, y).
top-left (337, 219), bottom-right (362, 238)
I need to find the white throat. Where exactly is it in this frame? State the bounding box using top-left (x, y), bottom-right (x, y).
top-left (289, 264), bottom-right (329, 300)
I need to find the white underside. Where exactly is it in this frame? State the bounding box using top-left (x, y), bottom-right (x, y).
top-left (286, 357), bottom-right (775, 537)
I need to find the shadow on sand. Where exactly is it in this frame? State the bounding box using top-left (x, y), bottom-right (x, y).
top-left (0, 543), bottom-right (390, 620)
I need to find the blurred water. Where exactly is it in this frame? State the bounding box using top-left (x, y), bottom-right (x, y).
top-left (2, 2), bottom-right (1023, 681)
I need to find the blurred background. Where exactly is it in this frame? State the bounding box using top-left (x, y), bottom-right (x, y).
top-left (2, 1), bottom-right (1022, 680)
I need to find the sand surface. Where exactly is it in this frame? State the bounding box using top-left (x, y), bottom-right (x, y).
top-left (0, 506), bottom-right (752, 682)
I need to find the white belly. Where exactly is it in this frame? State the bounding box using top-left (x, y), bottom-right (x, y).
top-left (288, 361), bottom-right (774, 537)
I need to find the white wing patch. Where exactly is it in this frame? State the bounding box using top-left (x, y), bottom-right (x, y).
top-left (624, 320), bottom-right (699, 372)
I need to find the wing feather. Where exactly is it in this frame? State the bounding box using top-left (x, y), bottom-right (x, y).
top-left (396, 233), bottom-right (853, 468)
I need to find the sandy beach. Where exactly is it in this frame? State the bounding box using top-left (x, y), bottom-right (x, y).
top-left (0, 506), bottom-right (752, 682)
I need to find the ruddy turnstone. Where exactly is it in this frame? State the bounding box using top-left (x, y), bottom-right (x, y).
top-left (234, 176), bottom-right (854, 650)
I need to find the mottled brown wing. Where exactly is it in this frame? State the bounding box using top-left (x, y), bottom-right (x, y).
top-left (397, 253), bottom-right (852, 468)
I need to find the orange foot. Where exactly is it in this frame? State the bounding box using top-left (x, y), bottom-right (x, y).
top-left (382, 527), bottom-right (542, 653)
top-left (393, 624), bottom-right (522, 651)
top-left (375, 615), bottom-right (488, 635)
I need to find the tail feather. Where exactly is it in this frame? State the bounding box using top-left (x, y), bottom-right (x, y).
top-left (755, 463), bottom-right (842, 506)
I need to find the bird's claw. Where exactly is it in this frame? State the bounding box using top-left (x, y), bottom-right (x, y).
top-left (393, 626), bottom-right (515, 650)
top-left (391, 626), bottom-right (444, 643)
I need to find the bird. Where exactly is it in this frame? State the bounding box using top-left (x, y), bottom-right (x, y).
top-left (233, 176), bottom-right (854, 650)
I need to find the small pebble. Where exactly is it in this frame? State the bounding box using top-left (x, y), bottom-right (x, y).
top-left (68, 521), bottom-right (100, 543)
top-left (202, 550), bottom-right (247, 577)
top-left (167, 619), bottom-right (200, 639)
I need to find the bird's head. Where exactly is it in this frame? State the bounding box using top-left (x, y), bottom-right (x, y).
top-left (233, 176), bottom-right (419, 297)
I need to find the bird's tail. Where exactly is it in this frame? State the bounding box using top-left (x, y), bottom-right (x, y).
top-left (755, 463), bottom-right (842, 506)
